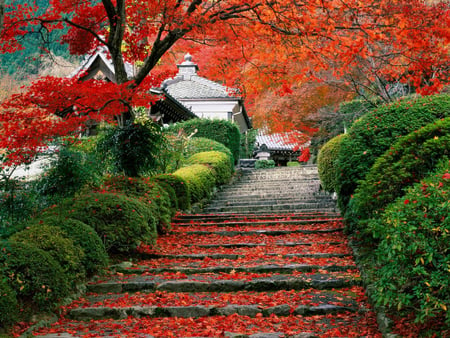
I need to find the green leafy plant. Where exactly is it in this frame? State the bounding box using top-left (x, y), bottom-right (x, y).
top-left (286, 161), bottom-right (300, 167)
top-left (367, 159), bottom-right (450, 325)
top-left (167, 119), bottom-right (240, 164)
top-left (96, 120), bottom-right (163, 177)
top-left (186, 151), bottom-right (233, 185)
top-left (0, 274), bottom-right (19, 329)
top-left (10, 224), bottom-right (85, 287)
top-left (317, 134), bottom-right (347, 192)
top-left (255, 159), bottom-right (275, 169)
top-left (173, 164), bottom-right (215, 203)
top-left (335, 94), bottom-right (450, 215)
top-left (0, 240), bottom-right (70, 311)
top-left (152, 174), bottom-right (191, 211)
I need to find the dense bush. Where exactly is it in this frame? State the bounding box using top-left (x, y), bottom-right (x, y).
top-left (10, 225), bottom-right (85, 287)
top-left (185, 137), bottom-right (234, 164)
top-left (349, 118), bottom-right (450, 231)
top-left (173, 164), bottom-right (215, 203)
top-left (153, 174), bottom-right (191, 211)
top-left (255, 159), bottom-right (275, 169)
top-left (29, 216), bottom-right (108, 276)
top-left (186, 151), bottom-right (233, 185)
top-left (50, 192), bottom-right (157, 253)
top-left (287, 161), bottom-right (300, 167)
top-left (335, 94), bottom-right (450, 215)
top-left (317, 134), bottom-right (347, 192)
top-left (0, 275), bottom-right (19, 328)
top-left (99, 176), bottom-right (172, 233)
top-left (0, 240), bottom-right (70, 310)
top-left (367, 160), bottom-right (450, 325)
top-left (96, 120), bottom-right (163, 177)
top-left (240, 129), bottom-right (258, 159)
top-left (167, 119), bottom-right (241, 164)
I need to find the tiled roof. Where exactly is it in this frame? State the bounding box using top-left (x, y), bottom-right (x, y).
top-left (256, 131), bottom-right (309, 151)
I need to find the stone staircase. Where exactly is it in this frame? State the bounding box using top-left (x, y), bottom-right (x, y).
top-left (32, 166), bottom-right (380, 337)
top-left (203, 166), bottom-right (337, 214)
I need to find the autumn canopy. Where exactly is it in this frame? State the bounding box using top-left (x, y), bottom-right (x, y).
top-left (0, 0), bottom-right (448, 164)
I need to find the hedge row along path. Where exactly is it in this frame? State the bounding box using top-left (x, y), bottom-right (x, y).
top-left (33, 165), bottom-right (381, 337)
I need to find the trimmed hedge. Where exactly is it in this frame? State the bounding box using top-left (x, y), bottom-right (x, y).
top-left (317, 134), bottom-right (347, 192)
top-left (99, 176), bottom-right (172, 234)
top-left (255, 160), bottom-right (275, 169)
top-left (186, 151), bottom-right (233, 185)
top-left (0, 240), bottom-right (70, 310)
top-left (30, 216), bottom-right (108, 276)
top-left (10, 225), bottom-right (85, 287)
top-left (367, 160), bottom-right (450, 324)
top-left (0, 274), bottom-right (19, 328)
top-left (153, 174), bottom-right (191, 211)
top-left (173, 164), bottom-right (215, 203)
top-left (185, 137), bottom-right (234, 165)
top-left (167, 119), bottom-right (241, 164)
top-left (349, 118), bottom-right (450, 231)
top-left (51, 192), bottom-right (157, 253)
top-left (335, 94), bottom-right (450, 215)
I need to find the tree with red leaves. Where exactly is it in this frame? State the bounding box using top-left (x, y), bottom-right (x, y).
top-left (0, 0), bottom-right (448, 164)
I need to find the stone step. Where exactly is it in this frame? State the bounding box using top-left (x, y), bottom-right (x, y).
top-left (172, 218), bottom-right (342, 227)
top-left (172, 212), bottom-right (341, 223)
top-left (203, 203), bottom-right (338, 213)
top-left (207, 197), bottom-right (335, 208)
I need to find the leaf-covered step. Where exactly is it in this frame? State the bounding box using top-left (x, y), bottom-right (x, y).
top-left (172, 219), bottom-right (343, 228)
top-left (87, 272), bottom-right (361, 294)
top-left (33, 311), bottom-right (380, 337)
top-left (137, 253), bottom-right (352, 260)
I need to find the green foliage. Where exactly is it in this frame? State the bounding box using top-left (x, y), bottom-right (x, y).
top-left (35, 146), bottom-right (101, 203)
top-left (255, 160), bottom-right (275, 169)
top-left (29, 216), bottom-right (108, 276)
top-left (240, 129), bottom-right (258, 159)
top-left (185, 137), bottom-right (234, 165)
top-left (287, 161), bottom-right (300, 167)
top-left (367, 160), bottom-right (450, 324)
top-left (51, 192), bottom-right (157, 253)
top-left (152, 174), bottom-right (191, 211)
top-left (335, 94), bottom-right (450, 215)
top-left (349, 118), bottom-right (450, 231)
top-left (0, 240), bottom-right (70, 311)
top-left (317, 134), bottom-right (347, 192)
top-left (167, 119), bottom-right (241, 164)
top-left (99, 176), bottom-right (172, 234)
top-left (173, 164), bottom-right (215, 203)
top-left (10, 225), bottom-right (85, 287)
top-left (0, 274), bottom-right (19, 328)
top-left (96, 121), bottom-right (163, 177)
top-left (186, 151), bottom-right (233, 185)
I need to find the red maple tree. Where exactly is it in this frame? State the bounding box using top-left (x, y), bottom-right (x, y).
top-left (0, 0), bottom-right (448, 164)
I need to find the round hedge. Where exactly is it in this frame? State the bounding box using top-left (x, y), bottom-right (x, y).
top-left (153, 174), bottom-right (191, 211)
top-left (335, 94), bottom-right (450, 215)
top-left (100, 176), bottom-right (172, 234)
top-left (186, 151), bottom-right (233, 186)
top-left (185, 137), bottom-right (234, 165)
top-left (173, 164), bottom-right (215, 203)
top-left (317, 134), bottom-right (347, 192)
top-left (0, 274), bottom-right (19, 328)
top-left (10, 225), bottom-right (85, 287)
top-left (367, 160), bottom-right (450, 324)
top-left (30, 216), bottom-right (108, 276)
top-left (53, 192), bottom-right (157, 253)
top-left (0, 240), bottom-right (70, 310)
top-left (349, 117), bottom-right (450, 231)
top-left (167, 119), bottom-right (240, 164)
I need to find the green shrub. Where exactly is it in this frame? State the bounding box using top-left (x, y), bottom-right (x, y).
top-left (240, 129), bottom-right (258, 159)
top-left (29, 216), bottom-right (108, 276)
top-left (0, 240), bottom-right (70, 310)
top-left (317, 134), bottom-right (347, 192)
top-left (173, 164), bottom-right (215, 203)
top-left (0, 274), bottom-right (19, 328)
top-left (167, 119), bottom-right (241, 164)
top-left (96, 120), bottom-right (163, 177)
top-left (51, 192), bottom-right (157, 253)
top-left (99, 176), bottom-right (172, 234)
top-left (367, 160), bottom-right (450, 325)
top-left (186, 151), bottom-right (233, 185)
top-left (335, 94), bottom-right (450, 215)
top-left (10, 225), bottom-right (85, 287)
top-left (287, 161), bottom-right (300, 167)
top-left (185, 137), bottom-right (234, 165)
top-left (349, 118), bottom-right (450, 231)
top-left (255, 160), bottom-right (275, 169)
top-left (153, 174), bottom-right (191, 211)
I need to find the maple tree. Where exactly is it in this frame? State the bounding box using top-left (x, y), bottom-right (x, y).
top-left (0, 0), bottom-right (448, 164)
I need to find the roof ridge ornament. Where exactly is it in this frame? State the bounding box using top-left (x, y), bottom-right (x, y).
top-left (177, 52), bottom-right (199, 78)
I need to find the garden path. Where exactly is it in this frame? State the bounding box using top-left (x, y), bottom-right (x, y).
top-left (33, 165), bottom-right (381, 337)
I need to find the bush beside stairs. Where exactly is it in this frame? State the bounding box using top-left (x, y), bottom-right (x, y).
top-left (32, 166), bottom-right (381, 337)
